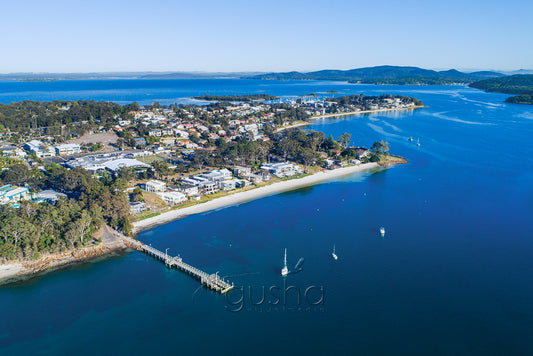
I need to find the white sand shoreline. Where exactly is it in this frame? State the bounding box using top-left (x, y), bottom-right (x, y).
top-left (133, 162), bottom-right (381, 234)
top-left (0, 263), bottom-right (25, 281)
top-left (275, 105), bottom-right (424, 132)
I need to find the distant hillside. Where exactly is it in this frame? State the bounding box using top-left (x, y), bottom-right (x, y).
top-left (0, 71), bottom-right (265, 81)
top-left (246, 65), bottom-right (504, 85)
top-left (469, 75), bottom-right (533, 105)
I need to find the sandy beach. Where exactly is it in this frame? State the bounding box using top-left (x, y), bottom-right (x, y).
top-left (0, 263), bottom-right (25, 281)
top-left (133, 162), bottom-right (380, 234)
top-left (275, 105), bottom-right (424, 133)
top-left (310, 105), bottom-right (424, 120)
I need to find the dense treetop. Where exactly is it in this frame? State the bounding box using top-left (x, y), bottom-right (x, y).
top-left (0, 100), bottom-right (139, 132)
top-left (469, 75), bottom-right (533, 105)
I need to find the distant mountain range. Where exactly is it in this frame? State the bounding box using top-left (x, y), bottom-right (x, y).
top-left (1, 67), bottom-right (532, 86)
top-left (0, 71), bottom-right (262, 81)
top-left (245, 65), bottom-right (506, 85)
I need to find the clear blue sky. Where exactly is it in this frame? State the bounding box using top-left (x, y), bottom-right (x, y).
top-left (2, 0), bottom-right (532, 73)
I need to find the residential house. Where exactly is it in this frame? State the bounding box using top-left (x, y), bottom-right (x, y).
top-left (0, 184), bottom-right (31, 206)
top-left (176, 184), bottom-right (199, 196)
top-left (218, 179), bottom-right (236, 191)
top-left (200, 181), bottom-right (218, 194)
top-left (32, 189), bottom-right (67, 204)
top-left (156, 191), bottom-right (187, 205)
top-left (200, 169), bottom-right (232, 182)
top-left (260, 162), bottom-right (302, 178)
top-left (233, 166), bottom-right (251, 177)
top-left (130, 201), bottom-right (147, 214)
top-left (1, 145), bottom-right (27, 159)
top-left (133, 138), bottom-right (147, 146)
top-left (144, 179), bottom-right (166, 193)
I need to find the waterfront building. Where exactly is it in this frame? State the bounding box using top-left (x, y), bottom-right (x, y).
top-left (144, 180), bottom-right (166, 193)
top-left (200, 181), bottom-right (218, 194)
top-left (176, 184), bottom-right (199, 196)
top-left (233, 166), bottom-right (252, 177)
top-left (130, 202), bottom-right (147, 214)
top-left (218, 179), bottom-right (237, 191)
top-left (260, 162), bottom-right (302, 178)
top-left (156, 191), bottom-right (187, 206)
top-left (200, 169), bottom-right (232, 182)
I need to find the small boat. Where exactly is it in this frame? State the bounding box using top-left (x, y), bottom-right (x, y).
top-left (281, 248), bottom-right (289, 276)
top-left (416, 138), bottom-right (420, 146)
top-left (408, 136), bottom-right (413, 142)
top-left (380, 227), bottom-right (386, 236)
top-left (332, 244), bottom-right (338, 260)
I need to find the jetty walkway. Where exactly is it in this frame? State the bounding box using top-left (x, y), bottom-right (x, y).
top-left (118, 234), bottom-right (234, 294)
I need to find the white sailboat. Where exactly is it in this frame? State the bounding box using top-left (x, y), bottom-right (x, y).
top-left (281, 248), bottom-right (289, 276)
top-left (332, 244), bottom-right (338, 260)
top-left (380, 227), bottom-right (386, 236)
top-left (416, 138), bottom-right (420, 146)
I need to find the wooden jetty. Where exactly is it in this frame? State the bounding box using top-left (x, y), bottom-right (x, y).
top-left (119, 235), bottom-right (234, 294)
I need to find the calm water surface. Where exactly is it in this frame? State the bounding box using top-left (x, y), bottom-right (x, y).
top-left (1, 80), bottom-right (532, 355)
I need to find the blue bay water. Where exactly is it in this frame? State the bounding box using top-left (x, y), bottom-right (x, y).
top-left (1, 80), bottom-right (533, 354)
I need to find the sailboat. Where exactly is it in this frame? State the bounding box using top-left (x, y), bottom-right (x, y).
top-left (416, 138), bottom-right (420, 146)
top-left (281, 248), bottom-right (289, 276)
top-left (380, 227), bottom-right (386, 236)
top-left (332, 244), bottom-right (338, 260)
top-left (408, 136), bottom-right (413, 142)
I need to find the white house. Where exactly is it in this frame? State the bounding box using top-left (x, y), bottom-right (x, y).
top-left (233, 166), bottom-right (251, 177)
top-left (23, 140), bottom-right (56, 158)
top-left (55, 143), bottom-right (82, 156)
top-left (32, 189), bottom-right (67, 203)
top-left (156, 191), bottom-right (187, 206)
top-left (0, 185), bottom-right (31, 206)
top-left (200, 169), bottom-right (232, 182)
top-left (130, 202), bottom-right (147, 214)
top-left (1, 145), bottom-right (27, 159)
top-left (218, 179), bottom-right (237, 191)
top-left (200, 181), bottom-right (218, 194)
top-left (260, 162), bottom-right (302, 178)
top-left (176, 184), bottom-right (199, 196)
top-left (144, 180), bottom-right (166, 193)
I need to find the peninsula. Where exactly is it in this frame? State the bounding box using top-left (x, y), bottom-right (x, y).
top-left (469, 74), bottom-right (533, 104)
top-left (0, 92), bottom-right (418, 284)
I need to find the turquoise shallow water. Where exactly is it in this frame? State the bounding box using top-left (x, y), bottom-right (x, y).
top-left (1, 80), bottom-right (532, 354)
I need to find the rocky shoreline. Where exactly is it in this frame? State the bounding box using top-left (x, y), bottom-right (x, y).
top-left (0, 225), bottom-right (128, 286)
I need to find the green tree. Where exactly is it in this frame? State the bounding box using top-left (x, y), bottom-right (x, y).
top-left (336, 132), bottom-right (352, 149)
